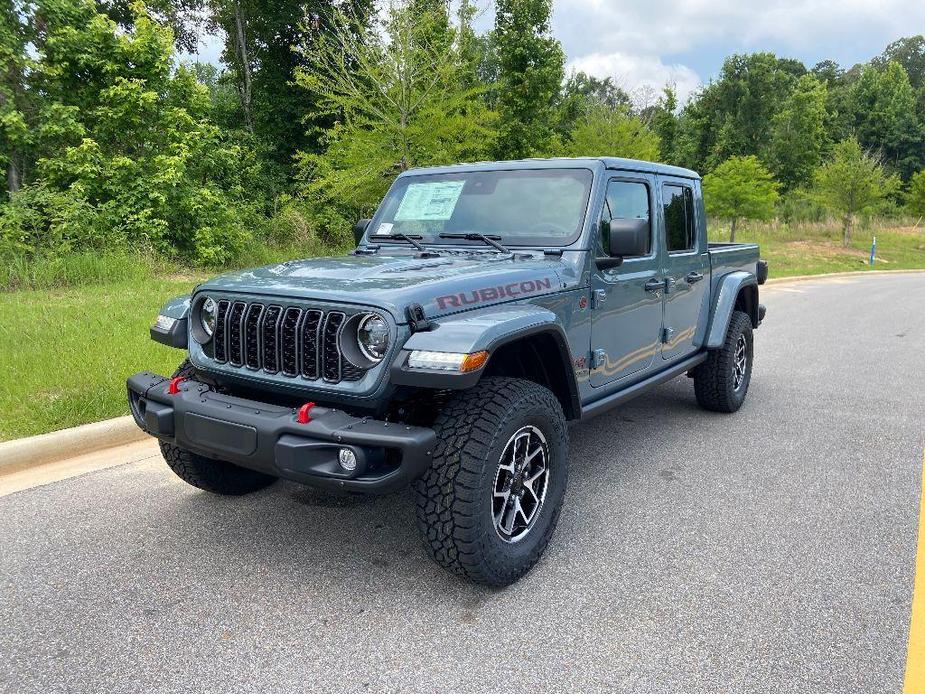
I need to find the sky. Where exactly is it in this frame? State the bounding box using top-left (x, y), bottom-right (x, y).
top-left (184, 0), bottom-right (925, 106)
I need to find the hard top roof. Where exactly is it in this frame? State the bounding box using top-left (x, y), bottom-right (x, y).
top-left (401, 157), bottom-right (700, 180)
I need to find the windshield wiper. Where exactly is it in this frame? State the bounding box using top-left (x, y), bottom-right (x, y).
top-left (377, 233), bottom-right (427, 252)
top-left (439, 233), bottom-right (509, 253)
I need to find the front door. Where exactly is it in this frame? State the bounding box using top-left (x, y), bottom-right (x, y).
top-left (659, 180), bottom-right (709, 359)
top-left (590, 176), bottom-right (664, 387)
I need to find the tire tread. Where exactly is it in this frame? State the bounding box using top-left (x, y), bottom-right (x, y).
top-left (414, 377), bottom-right (567, 586)
top-left (694, 310), bottom-right (753, 413)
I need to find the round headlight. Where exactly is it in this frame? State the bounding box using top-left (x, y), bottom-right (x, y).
top-left (357, 313), bottom-right (389, 361)
top-left (200, 297), bottom-right (217, 337)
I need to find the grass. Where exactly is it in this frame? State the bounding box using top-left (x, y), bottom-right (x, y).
top-left (0, 278), bottom-right (203, 441)
top-left (0, 239), bottom-right (350, 292)
top-left (0, 239), bottom-right (350, 440)
top-left (1, 250), bottom-right (164, 291)
top-left (1, 221), bottom-right (923, 441)
top-left (709, 219), bottom-right (925, 278)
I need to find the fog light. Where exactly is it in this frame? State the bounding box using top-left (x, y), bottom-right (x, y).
top-left (338, 448), bottom-right (358, 472)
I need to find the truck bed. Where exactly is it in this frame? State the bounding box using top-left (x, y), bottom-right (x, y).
top-left (708, 242), bottom-right (761, 280)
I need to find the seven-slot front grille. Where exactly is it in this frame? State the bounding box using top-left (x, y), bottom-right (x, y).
top-left (210, 300), bottom-right (364, 383)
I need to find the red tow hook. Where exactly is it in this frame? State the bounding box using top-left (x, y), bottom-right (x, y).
top-left (297, 402), bottom-right (316, 424)
top-left (168, 376), bottom-right (187, 395)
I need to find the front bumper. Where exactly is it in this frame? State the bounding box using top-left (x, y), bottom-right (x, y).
top-left (126, 372), bottom-right (435, 494)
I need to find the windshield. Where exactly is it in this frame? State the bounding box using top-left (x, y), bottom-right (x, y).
top-left (370, 168), bottom-right (593, 247)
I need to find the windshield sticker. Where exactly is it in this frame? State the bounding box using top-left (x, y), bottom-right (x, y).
top-left (394, 181), bottom-right (465, 221)
top-left (375, 222), bottom-right (393, 235)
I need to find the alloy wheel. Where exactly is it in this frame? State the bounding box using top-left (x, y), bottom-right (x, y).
top-left (492, 425), bottom-right (550, 543)
top-left (733, 333), bottom-right (749, 390)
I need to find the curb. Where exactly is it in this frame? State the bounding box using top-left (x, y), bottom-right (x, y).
top-left (765, 268), bottom-right (925, 284)
top-left (1, 267), bottom-right (924, 474)
top-left (0, 416), bottom-right (145, 475)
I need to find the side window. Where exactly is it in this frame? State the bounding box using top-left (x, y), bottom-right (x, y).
top-left (663, 184), bottom-right (695, 252)
top-left (601, 180), bottom-right (651, 256)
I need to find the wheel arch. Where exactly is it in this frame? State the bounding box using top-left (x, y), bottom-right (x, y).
top-left (151, 294), bottom-right (191, 349)
top-left (393, 306), bottom-right (582, 421)
top-left (705, 272), bottom-right (759, 349)
top-left (482, 326), bottom-right (581, 421)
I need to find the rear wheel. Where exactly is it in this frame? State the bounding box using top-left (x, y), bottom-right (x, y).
top-left (158, 360), bottom-right (277, 495)
top-left (415, 377), bottom-right (568, 587)
top-left (693, 310), bottom-right (754, 413)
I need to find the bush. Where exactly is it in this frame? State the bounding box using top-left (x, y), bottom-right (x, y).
top-left (908, 170), bottom-right (925, 216)
top-left (0, 2), bottom-right (273, 267)
top-left (0, 184), bottom-right (114, 255)
top-left (261, 196), bottom-right (320, 247)
top-left (777, 189), bottom-right (827, 224)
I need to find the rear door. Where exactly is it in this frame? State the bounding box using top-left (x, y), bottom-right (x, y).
top-left (589, 175), bottom-right (664, 386)
top-left (659, 179), bottom-right (709, 360)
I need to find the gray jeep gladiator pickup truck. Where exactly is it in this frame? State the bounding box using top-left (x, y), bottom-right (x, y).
top-left (128, 157), bottom-right (767, 586)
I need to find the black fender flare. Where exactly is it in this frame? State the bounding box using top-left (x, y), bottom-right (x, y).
top-left (705, 272), bottom-right (758, 349)
top-left (391, 307), bottom-right (581, 419)
top-left (150, 295), bottom-right (191, 349)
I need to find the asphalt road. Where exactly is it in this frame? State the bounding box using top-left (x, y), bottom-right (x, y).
top-left (2, 273), bottom-right (924, 693)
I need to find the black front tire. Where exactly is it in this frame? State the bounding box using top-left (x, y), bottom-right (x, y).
top-left (414, 377), bottom-right (569, 587)
top-left (158, 360), bottom-right (277, 496)
top-left (693, 310), bottom-right (754, 413)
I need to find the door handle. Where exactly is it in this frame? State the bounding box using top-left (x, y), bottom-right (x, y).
top-left (644, 278), bottom-right (664, 292)
top-left (686, 272), bottom-right (704, 284)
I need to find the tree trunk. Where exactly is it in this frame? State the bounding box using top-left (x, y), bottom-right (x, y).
top-left (399, 112), bottom-right (410, 171)
top-left (729, 218), bottom-right (737, 243)
top-left (233, 1), bottom-right (254, 134)
top-left (7, 159), bottom-right (20, 194)
top-left (842, 214), bottom-right (852, 247)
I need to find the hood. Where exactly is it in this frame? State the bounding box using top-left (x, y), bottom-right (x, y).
top-left (198, 251), bottom-right (571, 321)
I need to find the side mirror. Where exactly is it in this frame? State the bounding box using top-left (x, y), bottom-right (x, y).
top-left (354, 218), bottom-right (371, 245)
top-left (608, 218), bottom-right (649, 257)
top-left (598, 218), bottom-right (649, 269)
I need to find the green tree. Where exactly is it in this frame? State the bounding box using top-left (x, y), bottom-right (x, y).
top-left (812, 138), bottom-right (900, 246)
top-left (294, 3), bottom-right (498, 241)
top-left (493, 0), bottom-right (564, 159)
top-left (205, 0), bottom-right (373, 175)
top-left (906, 169), bottom-right (925, 217)
top-left (559, 104), bottom-right (660, 160)
top-left (0, 0), bottom-right (32, 194)
top-left (455, 0), bottom-right (480, 86)
top-left (852, 62), bottom-right (923, 179)
top-left (1, 0), bottom-right (267, 263)
top-left (702, 156), bottom-right (779, 242)
top-left (768, 74), bottom-right (829, 189)
top-left (676, 53), bottom-right (802, 172)
top-left (873, 35), bottom-right (925, 89)
top-left (810, 59), bottom-right (856, 145)
top-left (651, 86), bottom-right (679, 163)
top-left (561, 72), bottom-right (632, 111)
top-left (555, 71), bottom-right (632, 143)
top-left (96, 0), bottom-right (204, 52)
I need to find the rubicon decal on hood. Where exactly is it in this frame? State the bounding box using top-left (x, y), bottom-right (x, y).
top-left (436, 277), bottom-right (554, 310)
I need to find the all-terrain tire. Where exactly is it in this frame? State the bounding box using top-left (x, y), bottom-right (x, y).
top-left (693, 310), bottom-right (754, 413)
top-left (158, 360), bottom-right (277, 495)
top-left (414, 377), bottom-right (568, 587)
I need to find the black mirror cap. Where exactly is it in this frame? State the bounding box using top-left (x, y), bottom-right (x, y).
top-left (607, 218), bottom-right (649, 258)
top-left (596, 256), bottom-right (624, 270)
top-left (354, 218), bottom-right (371, 245)
top-left (757, 259), bottom-right (769, 285)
